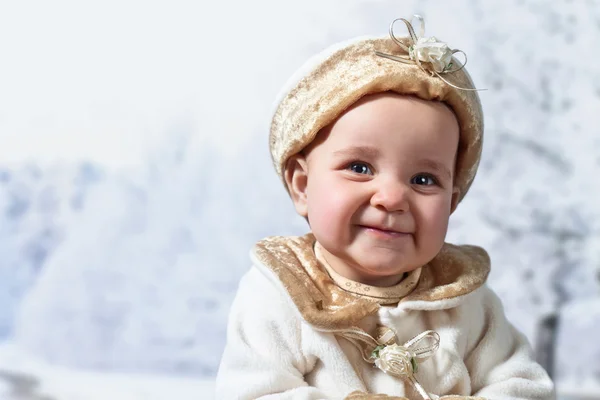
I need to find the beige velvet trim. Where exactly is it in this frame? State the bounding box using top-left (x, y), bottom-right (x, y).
top-left (253, 234), bottom-right (490, 331)
top-left (400, 242), bottom-right (490, 304)
top-left (253, 234), bottom-right (379, 330)
top-left (345, 392), bottom-right (408, 400)
top-left (314, 241), bottom-right (422, 305)
top-left (344, 392), bottom-right (485, 399)
top-left (270, 36), bottom-right (483, 203)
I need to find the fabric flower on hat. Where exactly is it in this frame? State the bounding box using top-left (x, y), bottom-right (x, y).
top-left (410, 36), bottom-right (454, 73)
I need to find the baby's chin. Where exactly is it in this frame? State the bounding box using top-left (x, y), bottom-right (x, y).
top-left (356, 263), bottom-right (419, 278)
top-left (346, 255), bottom-right (422, 278)
top-left (345, 264), bottom-right (415, 287)
top-left (348, 248), bottom-right (421, 269)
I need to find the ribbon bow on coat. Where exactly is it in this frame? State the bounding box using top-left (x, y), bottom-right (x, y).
top-left (334, 327), bottom-right (440, 400)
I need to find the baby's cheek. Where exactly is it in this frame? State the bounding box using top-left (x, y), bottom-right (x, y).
top-left (423, 202), bottom-right (452, 241)
top-left (308, 186), bottom-right (348, 234)
top-left (310, 193), bottom-right (340, 225)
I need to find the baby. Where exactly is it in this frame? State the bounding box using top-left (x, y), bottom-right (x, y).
top-left (216, 15), bottom-right (554, 400)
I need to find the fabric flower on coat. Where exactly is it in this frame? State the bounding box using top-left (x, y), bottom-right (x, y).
top-left (373, 344), bottom-right (417, 378)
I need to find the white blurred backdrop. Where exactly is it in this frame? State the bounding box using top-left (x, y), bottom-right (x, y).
top-left (0, 0), bottom-right (599, 398)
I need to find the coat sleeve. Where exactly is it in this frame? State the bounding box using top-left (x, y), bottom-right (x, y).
top-left (215, 266), bottom-right (335, 400)
top-left (463, 286), bottom-right (555, 400)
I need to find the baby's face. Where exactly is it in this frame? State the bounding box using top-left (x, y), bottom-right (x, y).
top-left (288, 92), bottom-right (460, 285)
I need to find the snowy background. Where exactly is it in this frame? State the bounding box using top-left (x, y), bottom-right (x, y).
top-left (0, 0), bottom-right (599, 398)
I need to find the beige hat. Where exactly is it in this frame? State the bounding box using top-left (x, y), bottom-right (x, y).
top-left (269, 16), bottom-right (484, 203)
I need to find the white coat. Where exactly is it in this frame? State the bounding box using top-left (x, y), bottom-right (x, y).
top-left (216, 235), bottom-right (554, 400)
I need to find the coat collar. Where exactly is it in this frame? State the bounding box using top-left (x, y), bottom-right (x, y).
top-left (251, 233), bottom-right (490, 331)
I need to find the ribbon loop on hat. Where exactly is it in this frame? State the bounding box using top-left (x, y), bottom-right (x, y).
top-left (376, 14), bottom-right (485, 92)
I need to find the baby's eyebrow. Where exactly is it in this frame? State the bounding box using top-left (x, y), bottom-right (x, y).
top-left (332, 145), bottom-right (381, 159)
top-left (419, 159), bottom-right (452, 180)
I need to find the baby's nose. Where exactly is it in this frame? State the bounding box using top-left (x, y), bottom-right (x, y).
top-left (370, 181), bottom-right (410, 212)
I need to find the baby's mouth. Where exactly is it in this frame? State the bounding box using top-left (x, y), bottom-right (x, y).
top-left (358, 225), bottom-right (410, 237)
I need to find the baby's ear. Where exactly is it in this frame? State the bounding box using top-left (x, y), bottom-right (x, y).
top-left (450, 186), bottom-right (461, 214)
top-left (284, 154), bottom-right (309, 217)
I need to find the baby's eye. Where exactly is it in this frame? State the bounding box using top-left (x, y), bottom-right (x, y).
top-left (411, 174), bottom-right (438, 186)
top-left (348, 162), bottom-right (373, 175)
